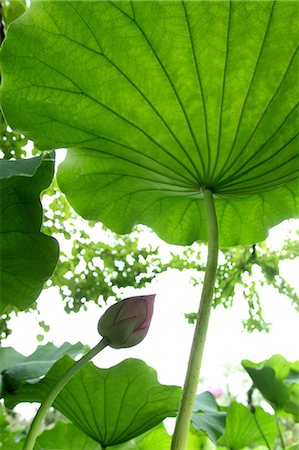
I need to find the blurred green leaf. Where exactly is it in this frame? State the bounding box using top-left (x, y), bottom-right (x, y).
top-left (218, 403), bottom-right (277, 449)
top-left (0, 403), bottom-right (23, 450)
top-left (110, 424), bottom-right (171, 450)
top-left (2, 0), bottom-right (26, 27)
top-left (0, 342), bottom-right (85, 397)
top-left (191, 391), bottom-right (226, 443)
top-left (242, 355), bottom-right (299, 421)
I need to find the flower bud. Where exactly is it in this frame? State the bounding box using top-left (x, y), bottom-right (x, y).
top-left (98, 294), bottom-right (155, 349)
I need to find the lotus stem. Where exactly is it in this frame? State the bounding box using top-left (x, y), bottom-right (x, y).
top-left (275, 413), bottom-right (285, 449)
top-left (252, 410), bottom-right (271, 450)
top-left (23, 338), bottom-right (109, 450)
top-left (171, 188), bottom-right (219, 450)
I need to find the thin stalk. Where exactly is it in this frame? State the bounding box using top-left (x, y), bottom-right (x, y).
top-left (252, 411), bottom-right (271, 450)
top-left (275, 412), bottom-right (285, 449)
top-left (247, 386), bottom-right (271, 449)
top-left (23, 338), bottom-right (109, 450)
top-left (171, 188), bottom-right (218, 450)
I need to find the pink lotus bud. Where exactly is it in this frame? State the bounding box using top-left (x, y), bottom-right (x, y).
top-left (98, 295), bottom-right (155, 349)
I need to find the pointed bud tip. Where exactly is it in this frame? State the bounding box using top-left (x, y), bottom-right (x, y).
top-left (125, 294), bottom-right (156, 302)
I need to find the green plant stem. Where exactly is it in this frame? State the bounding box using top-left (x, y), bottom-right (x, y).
top-left (275, 412), bottom-right (285, 449)
top-left (171, 188), bottom-right (218, 450)
top-left (247, 386), bottom-right (271, 450)
top-left (23, 338), bottom-right (109, 450)
top-left (252, 411), bottom-right (271, 450)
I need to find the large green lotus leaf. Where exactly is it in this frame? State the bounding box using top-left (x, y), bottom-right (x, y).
top-left (0, 154), bottom-right (59, 312)
top-left (1, 1), bottom-right (298, 246)
top-left (242, 355), bottom-right (299, 421)
top-left (35, 421), bottom-right (102, 450)
top-left (4, 356), bottom-right (182, 447)
top-left (0, 342), bottom-right (85, 397)
top-left (217, 403), bottom-right (277, 449)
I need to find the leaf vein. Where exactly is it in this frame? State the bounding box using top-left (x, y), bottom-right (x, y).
top-left (217, 1), bottom-right (275, 179)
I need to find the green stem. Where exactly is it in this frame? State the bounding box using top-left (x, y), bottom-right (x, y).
top-left (23, 338), bottom-right (109, 450)
top-left (252, 411), bottom-right (271, 450)
top-left (275, 412), bottom-right (285, 449)
top-left (247, 386), bottom-right (271, 450)
top-left (171, 188), bottom-right (218, 450)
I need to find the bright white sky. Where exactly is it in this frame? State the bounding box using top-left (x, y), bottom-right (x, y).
top-left (4, 218), bottom-right (299, 420)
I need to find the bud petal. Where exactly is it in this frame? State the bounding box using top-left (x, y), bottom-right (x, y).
top-left (98, 294), bottom-right (155, 349)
